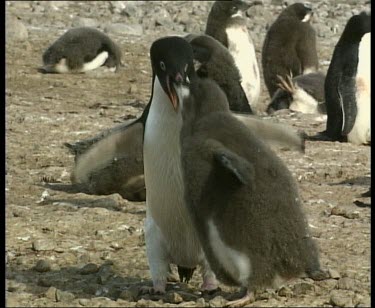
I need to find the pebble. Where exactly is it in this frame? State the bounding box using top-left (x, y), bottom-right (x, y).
top-left (165, 292), bottom-right (183, 304)
top-left (119, 285), bottom-right (140, 301)
top-left (7, 280), bottom-right (26, 292)
top-left (79, 263), bottom-right (99, 275)
top-left (45, 286), bottom-right (57, 301)
top-left (338, 277), bottom-right (356, 290)
top-left (6, 15), bottom-right (28, 42)
top-left (278, 286), bottom-right (293, 298)
top-left (330, 290), bottom-right (353, 307)
top-left (78, 298), bottom-right (90, 306)
top-left (104, 23), bottom-right (143, 36)
top-left (56, 289), bottom-right (75, 302)
top-left (37, 277), bottom-right (52, 288)
top-left (328, 268), bottom-right (341, 279)
top-left (209, 296), bottom-right (227, 307)
top-left (293, 282), bottom-right (315, 295)
top-left (71, 17), bottom-right (99, 28)
top-left (32, 239), bottom-right (55, 251)
top-left (34, 259), bottom-right (52, 272)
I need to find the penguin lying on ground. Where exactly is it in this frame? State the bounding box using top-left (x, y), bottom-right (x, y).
top-left (267, 71), bottom-right (326, 114)
top-left (311, 11), bottom-right (371, 145)
top-left (262, 2), bottom-right (319, 98)
top-left (40, 27), bottom-right (122, 73)
top-left (205, 0), bottom-right (262, 111)
top-left (184, 33), bottom-right (253, 114)
top-left (179, 77), bottom-right (324, 306)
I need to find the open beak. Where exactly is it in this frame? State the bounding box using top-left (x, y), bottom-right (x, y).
top-left (166, 73), bottom-right (184, 111)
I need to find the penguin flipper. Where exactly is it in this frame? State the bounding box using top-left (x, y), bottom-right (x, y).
top-left (339, 75), bottom-right (357, 135)
top-left (213, 147), bottom-right (255, 185)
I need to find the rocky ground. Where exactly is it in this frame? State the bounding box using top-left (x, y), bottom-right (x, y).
top-left (6, 1), bottom-right (371, 307)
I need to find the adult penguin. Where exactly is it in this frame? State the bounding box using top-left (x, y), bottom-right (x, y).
top-left (319, 11), bottom-right (371, 145)
top-left (205, 0), bottom-right (262, 111)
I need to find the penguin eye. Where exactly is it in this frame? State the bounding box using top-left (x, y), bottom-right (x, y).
top-left (160, 61), bottom-right (166, 71)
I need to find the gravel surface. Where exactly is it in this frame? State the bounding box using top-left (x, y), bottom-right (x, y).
top-left (6, 1), bottom-right (371, 307)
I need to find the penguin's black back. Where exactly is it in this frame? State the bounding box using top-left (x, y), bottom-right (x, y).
top-left (43, 27), bottom-right (122, 70)
top-left (324, 12), bottom-right (371, 140)
top-left (262, 3), bottom-right (319, 97)
top-left (181, 79), bottom-right (320, 289)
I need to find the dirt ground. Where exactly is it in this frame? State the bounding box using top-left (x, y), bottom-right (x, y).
top-left (6, 1), bottom-right (371, 307)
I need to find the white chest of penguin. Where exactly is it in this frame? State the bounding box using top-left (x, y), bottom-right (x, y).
top-left (348, 32), bottom-right (371, 145)
top-left (226, 25), bottom-right (260, 107)
top-left (143, 77), bottom-right (202, 266)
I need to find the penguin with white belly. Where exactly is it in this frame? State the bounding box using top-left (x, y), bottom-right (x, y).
top-left (267, 71), bottom-right (326, 114)
top-left (262, 3), bottom-right (319, 98)
top-left (184, 33), bottom-right (253, 114)
top-left (205, 0), bottom-right (262, 111)
top-left (179, 78), bottom-right (324, 306)
top-left (142, 36), bottom-right (219, 293)
top-left (316, 11), bottom-right (371, 145)
top-left (40, 27), bottom-right (122, 73)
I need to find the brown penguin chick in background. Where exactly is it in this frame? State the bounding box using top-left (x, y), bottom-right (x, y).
top-left (262, 2), bottom-right (319, 98)
top-left (179, 78), bottom-right (324, 306)
top-left (184, 33), bottom-right (253, 114)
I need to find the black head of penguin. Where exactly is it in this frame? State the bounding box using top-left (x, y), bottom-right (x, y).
top-left (185, 34), bottom-right (253, 114)
top-left (338, 11), bottom-right (371, 44)
top-left (150, 36), bottom-right (196, 111)
top-left (279, 2), bottom-right (313, 21)
top-left (205, 0), bottom-right (252, 46)
top-left (41, 27), bottom-right (122, 73)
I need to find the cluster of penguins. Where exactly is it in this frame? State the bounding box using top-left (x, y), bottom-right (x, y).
top-left (40, 1), bottom-right (371, 306)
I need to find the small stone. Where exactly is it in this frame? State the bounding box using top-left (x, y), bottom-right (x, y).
top-left (119, 285), bottom-right (140, 301)
top-left (32, 239), bottom-right (55, 251)
top-left (104, 23), bottom-right (143, 36)
top-left (293, 282), bottom-right (315, 295)
top-left (330, 290), bottom-right (353, 307)
top-left (165, 292), bottom-right (183, 304)
top-left (338, 277), bottom-right (356, 290)
top-left (37, 277), bottom-right (52, 287)
top-left (45, 286), bottom-right (57, 301)
top-left (34, 259), bottom-right (51, 272)
top-left (196, 297), bottom-right (206, 306)
top-left (56, 289), bottom-right (75, 302)
top-left (209, 295), bottom-right (227, 307)
top-left (278, 286), bottom-right (293, 298)
top-left (78, 298), bottom-right (90, 306)
top-left (128, 84), bottom-right (138, 94)
top-left (71, 17), bottom-right (99, 28)
top-left (79, 263), bottom-right (99, 275)
top-left (178, 291), bottom-right (200, 302)
top-left (136, 298), bottom-right (152, 307)
top-left (7, 280), bottom-right (26, 292)
top-left (6, 15), bottom-right (28, 42)
top-left (328, 268), bottom-right (341, 279)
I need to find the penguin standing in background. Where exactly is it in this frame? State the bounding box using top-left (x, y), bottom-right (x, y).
top-left (40, 27), bottom-right (122, 73)
top-left (184, 33), bottom-right (253, 114)
top-left (179, 78), bottom-right (324, 306)
top-left (267, 71), bottom-right (326, 114)
top-left (262, 3), bottom-right (319, 98)
top-left (319, 11), bottom-right (371, 145)
top-left (205, 0), bottom-right (261, 111)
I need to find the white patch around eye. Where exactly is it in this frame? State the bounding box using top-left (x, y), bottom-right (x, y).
top-left (301, 12), bottom-right (312, 22)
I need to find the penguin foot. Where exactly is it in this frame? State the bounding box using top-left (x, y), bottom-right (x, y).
top-left (224, 290), bottom-right (255, 307)
top-left (200, 275), bottom-right (219, 292)
top-left (306, 268), bottom-right (330, 281)
top-left (140, 280), bottom-right (166, 295)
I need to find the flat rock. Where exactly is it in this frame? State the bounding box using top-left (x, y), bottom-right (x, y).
top-left (6, 15), bottom-right (28, 42)
top-left (104, 23), bottom-right (143, 36)
top-left (330, 290), bottom-right (353, 307)
top-left (32, 239), bottom-right (55, 251)
top-left (79, 263), bottom-right (99, 275)
top-left (338, 277), bottom-right (356, 290)
top-left (34, 259), bottom-right (52, 272)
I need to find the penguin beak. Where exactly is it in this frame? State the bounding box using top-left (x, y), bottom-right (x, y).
top-left (166, 72), bottom-right (184, 111)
